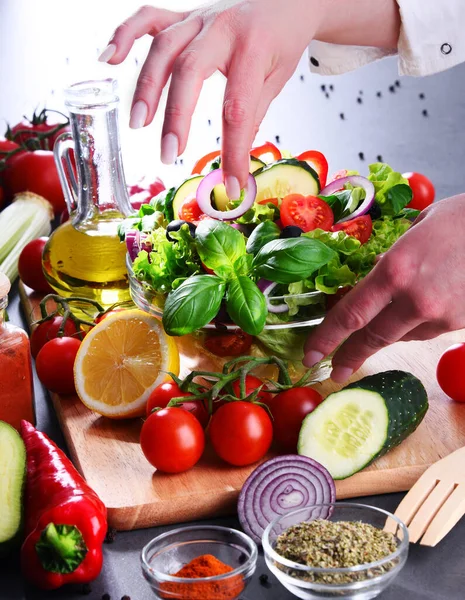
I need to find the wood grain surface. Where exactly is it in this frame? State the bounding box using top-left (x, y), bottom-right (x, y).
top-left (20, 284), bottom-right (465, 531)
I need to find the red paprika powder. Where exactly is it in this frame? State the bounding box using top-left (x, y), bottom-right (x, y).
top-left (160, 554), bottom-right (244, 599)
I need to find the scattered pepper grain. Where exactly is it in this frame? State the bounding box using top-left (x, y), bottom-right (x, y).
top-left (275, 135), bottom-right (281, 144)
top-left (422, 109), bottom-right (429, 117)
top-left (377, 155), bottom-right (383, 162)
top-left (105, 527), bottom-right (117, 544)
top-left (339, 113), bottom-right (345, 120)
top-left (329, 84), bottom-right (334, 91)
top-left (259, 573), bottom-right (271, 588)
top-left (358, 152), bottom-right (365, 160)
top-left (321, 84), bottom-right (326, 92)
top-left (419, 93), bottom-right (425, 99)
top-left (357, 97), bottom-right (363, 104)
top-left (389, 85), bottom-right (395, 93)
top-left (102, 594), bottom-right (111, 600)
top-left (376, 91), bottom-right (382, 97)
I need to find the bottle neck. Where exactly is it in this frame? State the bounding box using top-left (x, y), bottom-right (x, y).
top-left (70, 102), bottom-right (133, 221)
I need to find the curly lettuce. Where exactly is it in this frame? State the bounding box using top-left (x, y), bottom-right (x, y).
top-left (132, 225), bottom-right (202, 294)
top-left (368, 163), bottom-right (413, 216)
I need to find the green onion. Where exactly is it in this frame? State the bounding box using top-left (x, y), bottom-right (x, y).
top-left (0, 192), bottom-right (53, 282)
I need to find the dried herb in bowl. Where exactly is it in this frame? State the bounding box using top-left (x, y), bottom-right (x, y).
top-left (275, 520), bottom-right (398, 584)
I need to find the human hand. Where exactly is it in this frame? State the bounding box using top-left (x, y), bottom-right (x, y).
top-left (303, 194), bottom-right (465, 382)
top-left (100, 0), bottom-right (322, 199)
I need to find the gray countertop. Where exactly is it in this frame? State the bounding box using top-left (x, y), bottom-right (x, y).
top-left (2, 1), bottom-right (465, 597)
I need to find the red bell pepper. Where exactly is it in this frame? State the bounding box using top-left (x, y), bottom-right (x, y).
top-left (20, 421), bottom-right (107, 590)
top-left (191, 150), bottom-right (221, 174)
top-left (250, 141), bottom-right (282, 162)
top-left (297, 150), bottom-right (329, 189)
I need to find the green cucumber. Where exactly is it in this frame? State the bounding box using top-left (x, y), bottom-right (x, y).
top-left (172, 175), bottom-right (204, 219)
top-left (0, 421), bottom-right (26, 555)
top-left (254, 158), bottom-right (320, 203)
top-left (212, 156), bottom-right (266, 211)
top-left (298, 371), bottom-right (428, 480)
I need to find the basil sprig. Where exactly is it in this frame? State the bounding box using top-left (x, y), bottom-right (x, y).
top-left (253, 238), bottom-right (336, 284)
top-left (162, 220), bottom-right (335, 336)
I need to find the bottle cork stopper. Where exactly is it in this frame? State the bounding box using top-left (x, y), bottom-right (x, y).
top-left (0, 272), bottom-right (11, 298)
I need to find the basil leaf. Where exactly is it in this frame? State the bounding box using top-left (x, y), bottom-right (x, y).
top-left (253, 238), bottom-right (336, 284)
top-left (214, 265), bottom-right (235, 280)
top-left (395, 207), bottom-right (421, 220)
top-left (246, 221), bottom-right (281, 255)
top-left (226, 276), bottom-right (267, 335)
top-left (383, 184), bottom-right (413, 216)
top-left (151, 187), bottom-right (176, 221)
top-left (162, 275), bottom-right (225, 335)
top-left (234, 254), bottom-right (253, 276)
top-left (195, 220), bottom-right (246, 270)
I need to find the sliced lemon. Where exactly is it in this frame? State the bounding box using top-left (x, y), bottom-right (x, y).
top-left (74, 310), bottom-right (179, 418)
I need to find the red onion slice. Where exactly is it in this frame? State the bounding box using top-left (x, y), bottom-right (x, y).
top-left (320, 175), bottom-right (375, 223)
top-left (126, 230), bottom-right (140, 262)
top-left (238, 455), bottom-right (336, 544)
top-left (260, 280), bottom-right (289, 314)
top-left (196, 168), bottom-right (257, 220)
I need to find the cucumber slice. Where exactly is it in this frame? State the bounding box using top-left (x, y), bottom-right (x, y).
top-left (172, 175), bottom-right (204, 219)
top-left (0, 421), bottom-right (26, 555)
top-left (298, 371), bottom-right (428, 480)
top-left (254, 158), bottom-right (320, 203)
top-left (212, 157), bottom-right (266, 211)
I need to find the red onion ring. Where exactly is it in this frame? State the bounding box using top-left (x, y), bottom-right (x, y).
top-left (238, 455), bottom-right (336, 544)
top-left (320, 175), bottom-right (375, 223)
top-left (196, 168), bottom-right (257, 220)
top-left (259, 280), bottom-right (289, 314)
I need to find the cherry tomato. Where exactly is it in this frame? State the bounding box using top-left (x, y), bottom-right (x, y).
top-left (140, 407), bottom-right (205, 473)
top-left (403, 172), bottom-right (435, 211)
top-left (146, 380), bottom-right (209, 428)
top-left (17, 237), bottom-right (53, 293)
top-left (231, 375), bottom-right (273, 405)
top-left (269, 387), bottom-right (323, 451)
top-left (8, 111), bottom-right (70, 150)
top-left (204, 330), bottom-right (254, 357)
top-left (191, 150), bottom-right (221, 175)
top-left (35, 337), bottom-right (81, 395)
top-left (210, 401), bottom-right (273, 466)
top-left (0, 138), bottom-right (20, 157)
top-left (179, 196), bottom-right (204, 222)
top-left (250, 142), bottom-right (282, 163)
top-left (297, 150), bottom-right (329, 188)
top-left (31, 316), bottom-right (83, 358)
top-left (332, 215), bottom-right (373, 244)
top-left (3, 150), bottom-right (64, 214)
top-left (437, 343), bottom-right (465, 402)
top-left (281, 194), bottom-right (334, 232)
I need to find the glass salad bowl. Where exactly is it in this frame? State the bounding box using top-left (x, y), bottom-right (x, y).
top-left (127, 255), bottom-right (333, 382)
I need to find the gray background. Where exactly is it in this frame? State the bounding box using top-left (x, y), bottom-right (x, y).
top-left (2, 1), bottom-right (465, 598)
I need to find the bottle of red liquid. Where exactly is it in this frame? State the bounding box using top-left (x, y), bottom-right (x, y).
top-left (0, 273), bottom-right (35, 429)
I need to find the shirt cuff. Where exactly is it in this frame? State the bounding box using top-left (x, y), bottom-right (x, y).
top-left (308, 41), bottom-right (395, 76)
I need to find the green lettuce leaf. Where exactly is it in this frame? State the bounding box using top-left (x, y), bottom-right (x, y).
top-left (367, 163), bottom-right (413, 216)
top-left (228, 200), bottom-right (280, 224)
top-left (132, 225), bottom-right (201, 294)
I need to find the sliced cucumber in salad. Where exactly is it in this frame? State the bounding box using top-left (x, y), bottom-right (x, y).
top-left (254, 159), bottom-right (320, 203)
top-left (212, 156), bottom-right (266, 211)
top-left (172, 175), bottom-right (204, 219)
top-left (298, 370), bottom-right (428, 479)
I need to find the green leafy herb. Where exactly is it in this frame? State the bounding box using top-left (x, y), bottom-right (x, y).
top-left (195, 219), bottom-right (246, 271)
top-left (233, 254), bottom-right (253, 276)
top-left (395, 207), bottom-right (421, 220)
top-left (253, 238), bottom-right (336, 284)
top-left (226, 276), bottom-right (267, 335)
top-left (246, 220), bottom-right (281, 255)
top-left (162, 275), bottom-right (226, 335)
top-left (320, 186), bottom-right (364, 222)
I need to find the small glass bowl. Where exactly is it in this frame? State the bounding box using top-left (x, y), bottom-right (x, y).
top-left (141, 525), bottom-right (258, 599)
top-left (262, 503), bottom-right (409, 600)
top-left (127, 255), bottom-right (333, 381)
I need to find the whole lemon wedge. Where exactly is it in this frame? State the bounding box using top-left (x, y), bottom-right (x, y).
top-left (74, 309), bottom-right (179, 418)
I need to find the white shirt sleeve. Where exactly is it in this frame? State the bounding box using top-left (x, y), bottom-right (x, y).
top-left (308, 0), bottom-right (465, 77)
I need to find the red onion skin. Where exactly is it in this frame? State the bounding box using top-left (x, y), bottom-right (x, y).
top-left (320, 175), bottom-right (375, 223)
top-left (196, 168), bottom-right (257, 220)
top-left (237, 455), bottom-right (335, 544)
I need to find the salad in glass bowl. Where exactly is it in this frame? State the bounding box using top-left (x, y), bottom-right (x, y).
top-left (120, 143), bottom-right (418, 379)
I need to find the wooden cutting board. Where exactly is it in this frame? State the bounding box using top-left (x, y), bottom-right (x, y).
top-left (20, 284), bottom-right (465, 531)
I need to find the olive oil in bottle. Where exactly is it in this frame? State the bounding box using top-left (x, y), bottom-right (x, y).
top-left (43, 79), bottom-right (134, 309)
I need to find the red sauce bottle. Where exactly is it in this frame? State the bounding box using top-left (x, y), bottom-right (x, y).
top-left (0, 273), bottom-right (35, 430)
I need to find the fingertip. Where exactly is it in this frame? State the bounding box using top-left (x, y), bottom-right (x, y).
top-left (330, 365), bottom-right (354, 384)
top-left (98, 43), bottom-right (117, 63)
top-left (303, 350), bottom-right (324, 369)
top-left (129, 100), bottom-right (148, 129)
